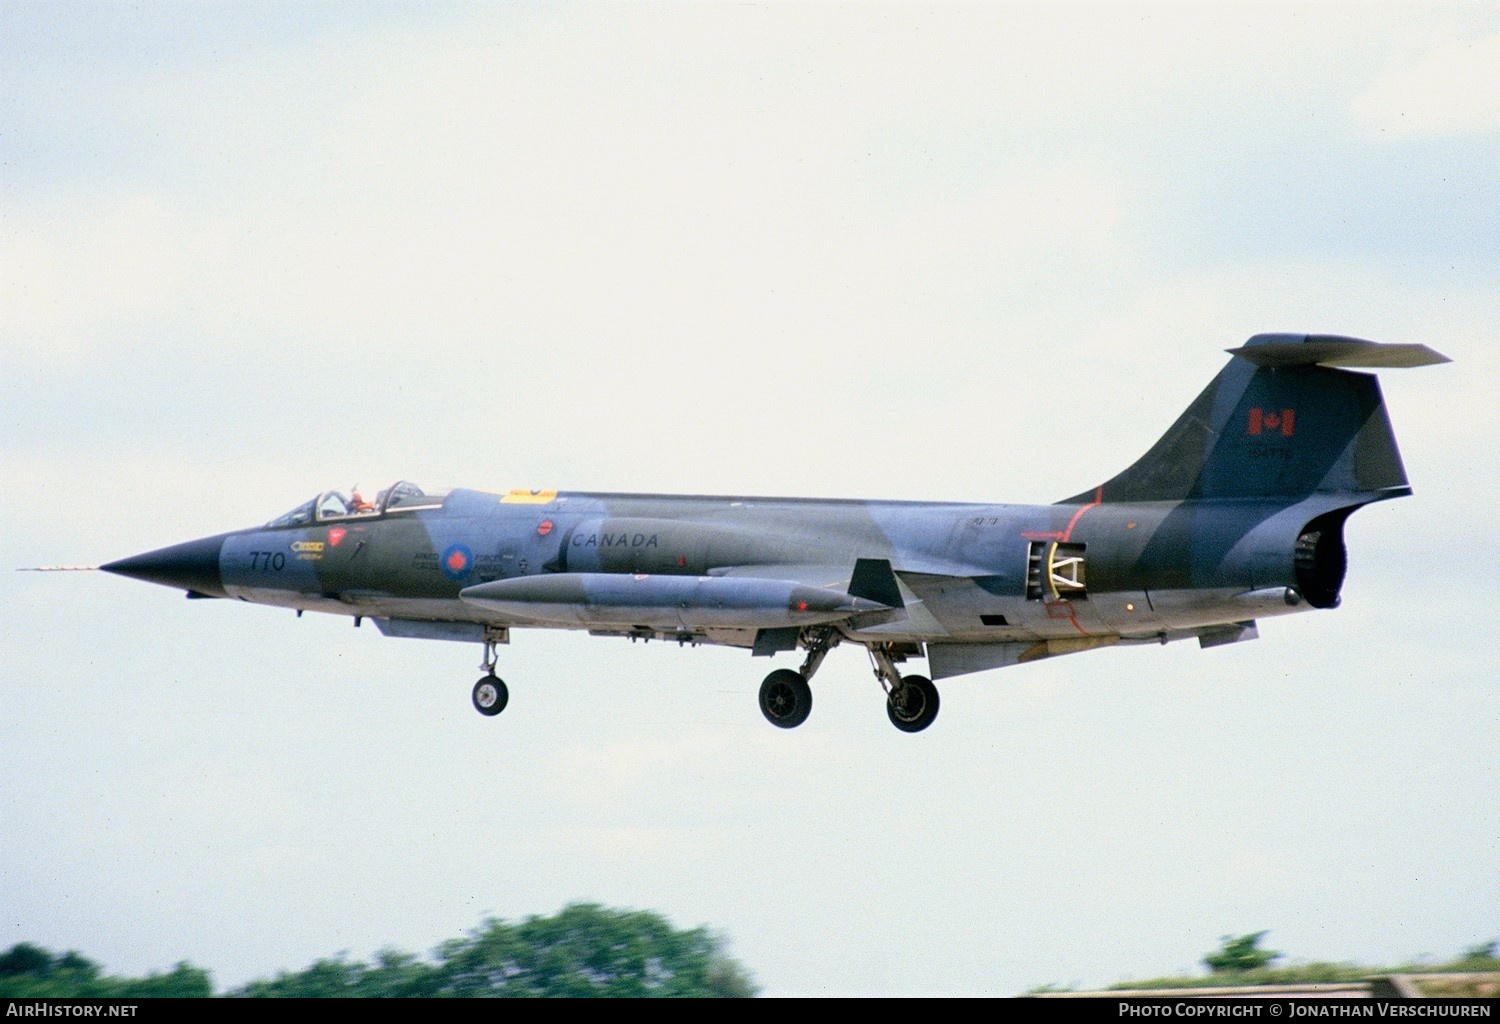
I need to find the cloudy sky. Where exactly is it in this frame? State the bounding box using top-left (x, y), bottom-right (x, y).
top-left (3, 1), bottom-right (1497, 997)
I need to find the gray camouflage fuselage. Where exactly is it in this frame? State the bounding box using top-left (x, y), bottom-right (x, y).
top-left (100, 333), bottom-right (1449, 729)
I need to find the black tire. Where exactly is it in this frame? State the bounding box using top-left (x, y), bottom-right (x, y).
top-left (759, 668), bottom-right (812, 729)
top-left (887, 674), bottom-right (939, 733)
top-left (472, 675), bottom-right (509, 717)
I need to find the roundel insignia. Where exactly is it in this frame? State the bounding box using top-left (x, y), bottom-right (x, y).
top-left (440, 544), bottom-right (474, 580)
top-left (537, 520), bottom-right (554, 536)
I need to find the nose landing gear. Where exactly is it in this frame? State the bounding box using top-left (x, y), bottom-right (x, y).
top-left (472, 628), bottom-right (510, 717)
top-left (472, 674), bottom-right (509, 716)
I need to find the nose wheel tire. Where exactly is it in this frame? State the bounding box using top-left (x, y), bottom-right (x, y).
top-left (759, 669), bottom-right (812, 729)
top-left (472, 675), bottom-right (509, 717)
top-left (886, 674), bottom-right (939, 733)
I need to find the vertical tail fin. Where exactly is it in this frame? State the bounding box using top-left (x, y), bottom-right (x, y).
top-left (1063, 334), bottom-right (1449, 504)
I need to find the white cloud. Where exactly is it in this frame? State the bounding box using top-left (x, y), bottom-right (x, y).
top-left (1, 194), bottom-right (196, 361)
top-left (1351, 31), bottom-right (1500, 137)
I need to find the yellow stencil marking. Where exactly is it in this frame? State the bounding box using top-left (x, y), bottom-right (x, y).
top-left (501, 489), bottom-right (559, 505)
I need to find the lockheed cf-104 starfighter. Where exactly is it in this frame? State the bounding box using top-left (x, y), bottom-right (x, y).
top-left (97, 333), bottom-right (1448, 732)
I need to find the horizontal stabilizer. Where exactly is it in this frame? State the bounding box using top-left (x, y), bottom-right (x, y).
top-left (1226, 335), bottom-right (1450, 369)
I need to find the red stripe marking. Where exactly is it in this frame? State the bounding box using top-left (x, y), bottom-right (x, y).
top-left (1060, 486), bottom-right (1103, 542)
top-left (1051, 486), bottom-right (1103, 636)
top-left (1045, 600), bottom-right (1091, 636)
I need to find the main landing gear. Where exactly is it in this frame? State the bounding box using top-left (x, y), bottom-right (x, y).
top-left (755, 634), bottom-right (940, 733)
top-left (472, 632), bottom-right (509, 717)
top-left (757, 628), bottom-right (834, 729)
top-left (758, 669), bottom-right (811, 729)
top-left (869, 644), bottom-right (939, 733)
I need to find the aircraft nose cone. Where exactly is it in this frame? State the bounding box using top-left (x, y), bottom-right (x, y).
top-left (101, 534), bottom-right (229, 598)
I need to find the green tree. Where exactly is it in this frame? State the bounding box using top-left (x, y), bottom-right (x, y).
top-left (110, 962), bottom-right (213, 998)
top-left (0, 943), bottom-right (56, 978)
top-left (1456, 940), bottom-right (1499, 969)
top-left (236, 949), bottom-right (441, 998)
top-left (0, 944), bottom-right (210, 998)
top-left (1203, 932), bottom-right (1283, 974)
top-left (429, 903), bottom-right (755, 997)
top-left (4, 906), bottom-right (757, 998)
top-left (233, 904), bottom-right (757, 997)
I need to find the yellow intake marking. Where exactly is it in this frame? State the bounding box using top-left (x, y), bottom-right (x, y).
top-left (501, 489), bottom-right (558, 505)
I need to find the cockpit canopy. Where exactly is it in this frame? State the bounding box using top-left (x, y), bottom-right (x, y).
top-left (267, 481), bottom-right (448, 528)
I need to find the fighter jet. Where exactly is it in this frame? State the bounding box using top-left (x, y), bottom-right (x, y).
top-left (97, 333), bottom-right (1447, 733)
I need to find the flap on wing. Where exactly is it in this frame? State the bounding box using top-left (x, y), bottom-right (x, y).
top-left (752, 627), bottom-right (801, 657)
top-left (712, 561), bottom-right (915, 633)
top-left (928, 636), bottom-right (1119, 680)
top-left (709, 563), bottom-right (850, 588)
top-left (720, 558), bottom-right (906, 609)
top-left (374, 618), bottom-right (487, 643)
top-left (1196, 620), bottom-right (1259, 648)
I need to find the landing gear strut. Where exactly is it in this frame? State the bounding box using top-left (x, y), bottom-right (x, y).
top-left (757, 628), bottom-right (838, 729)
top-left (868, 644), bottom-right (940, 733)
top-left (472, 628), bottom-right (510, 718)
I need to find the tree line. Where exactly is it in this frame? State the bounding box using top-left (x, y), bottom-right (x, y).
top-left (0, 903), bottom-right (757, 998)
